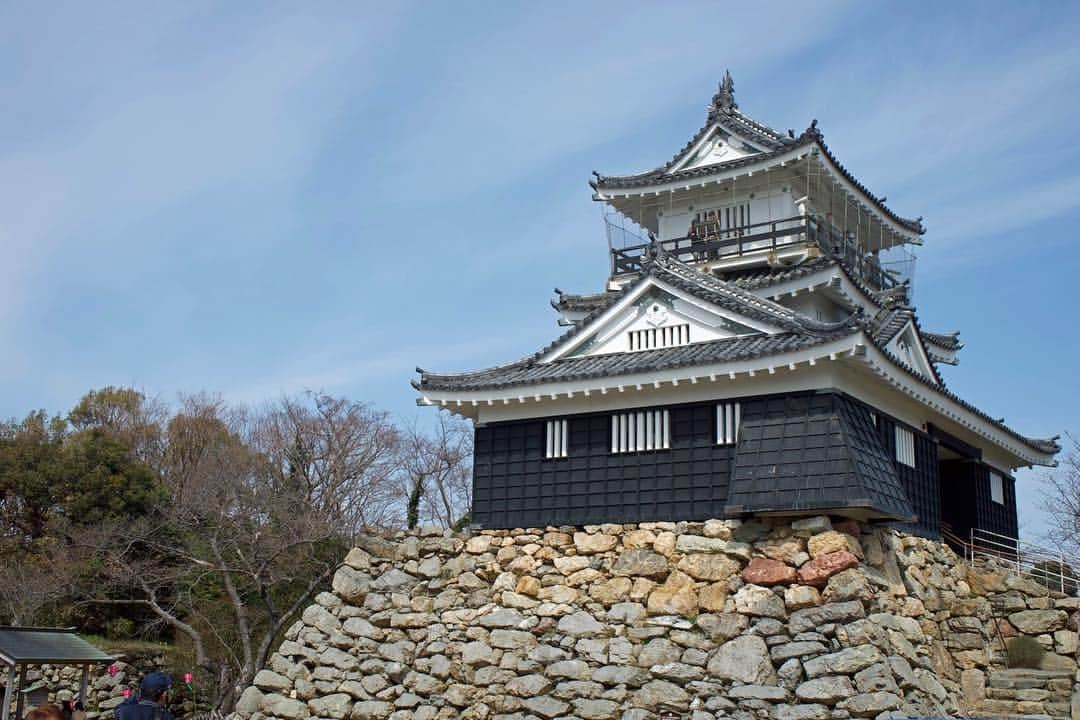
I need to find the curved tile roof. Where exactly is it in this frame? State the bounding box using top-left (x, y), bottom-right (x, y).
top-left (591, 77), bottom-right (925, 236)
top-left (551, 290), bottom-right (614, 315)
top-left (418, 330), bottom-right (849, 393)
top-left (922, 330), bottom-right (963, 351)
top-left (417, 250), bottom-right (1057, 460)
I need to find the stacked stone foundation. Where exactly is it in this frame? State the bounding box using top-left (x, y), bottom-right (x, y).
top-left (234, 517), bottom-right (1080, 720)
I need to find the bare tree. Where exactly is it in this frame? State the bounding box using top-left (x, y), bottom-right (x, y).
top-left (0, 550), bottom-right (67, 625)
top-left (398, 413), bottom-right (473, 529)
top-left (255, 393), bottom-right (401, 535)
top-left (1040, 434), bottom-right (1080, 556)
top-left (78, 392), bottom-right (402, 711)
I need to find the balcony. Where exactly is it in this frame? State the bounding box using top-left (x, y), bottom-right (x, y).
top-left (609, 214), bottom-right (903, 292)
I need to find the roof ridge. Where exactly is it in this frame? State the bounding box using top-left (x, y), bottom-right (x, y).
top-left (418, 330), bottom-right (853, 393)
top-left (651, 253), bottom-right (859, 336)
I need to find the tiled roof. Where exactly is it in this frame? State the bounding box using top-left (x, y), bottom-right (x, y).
top-left (868, 307), bottom-right (912, 346)
top-left (725, 256), bottom-right (895, 310)
top-left (728, 258), bottom-right (954, 386)
top-left (724, 256), bottom-right (837, 291)
top-left (725, 393), bottom-right (917, 522)
top-left (417, 253), bottom-right (1058, 459)
top-left (593, 137), bottom-right (804, 191)
top-left (551, 290), bottom-right (614, 315)
top-left (418, 330), bottom-right (849, 393)
top-left (871, 340), bottom-right (1060, 457)
top-left (922, 331), bottom-right (963, 351)
top-left (592, 84), bottom-right (926, 236)
top-left (866, 305), bottom-right (948, 387)
top-left (650, 253), bottom-right (856, 336)
top-left (523, 252), bottom-right (856, 373)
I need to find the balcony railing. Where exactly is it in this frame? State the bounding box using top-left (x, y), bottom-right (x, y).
top-left (609, 214), bottom-right (899, 291)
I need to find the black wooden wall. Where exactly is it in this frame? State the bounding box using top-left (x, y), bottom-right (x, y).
top-left (936, 459), bottom-right (1018, 542)
top-left (473, 402), bottom-right (733, 528)
top-left (973, 464), bottom-right (1019, 539)
top-left (873, 414), bottom-right (940, 538)
top-left (471, 390), bottom-right (1017, 538)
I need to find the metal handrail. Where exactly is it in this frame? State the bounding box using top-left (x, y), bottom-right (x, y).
top-left (609, 214), bottom-right (897, 291)
top-left (968, 527), bottom-right (1077, 595)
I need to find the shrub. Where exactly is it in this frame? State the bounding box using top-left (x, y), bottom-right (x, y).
top-left (106, 617), bottom-right (136, 640)
top-left (1007, 636), bottom-right (1045, 668)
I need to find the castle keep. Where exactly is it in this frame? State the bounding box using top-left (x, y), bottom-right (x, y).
top-left (414, 73), bottom-right (1060, 540)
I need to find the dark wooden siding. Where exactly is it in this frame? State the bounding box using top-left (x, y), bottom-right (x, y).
top-left (473, 402), bottom-right (732, 528)
top-left (973, 465), bottom-right (1018, 539)
top-left (471, 391), bottom-right (1012, 536)
top-left (873, 413), bottom-right (940, 538)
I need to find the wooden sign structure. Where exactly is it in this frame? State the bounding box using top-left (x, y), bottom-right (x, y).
top-left (0, 627), bottom-right (113, 720)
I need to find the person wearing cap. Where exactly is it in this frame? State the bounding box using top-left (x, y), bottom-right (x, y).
top-left (114, 673), bottom-right (175, 720)
top-left (55, 690), bottom-right (74, 720)
top-left (54, 691), bottom-right (86, 720)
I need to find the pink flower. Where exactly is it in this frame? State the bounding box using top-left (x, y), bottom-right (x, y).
top-left (122, 688), bottom-right (131, 699)
top-left (108, 664), bottom-right (119, 677)
top-left (183, 673), bottom-right (193, 685)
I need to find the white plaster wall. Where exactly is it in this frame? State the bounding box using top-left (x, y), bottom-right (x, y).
top-left (775, 293), bottom-right (848, 324)
top-left (656, 188), bottom-right (797, 241)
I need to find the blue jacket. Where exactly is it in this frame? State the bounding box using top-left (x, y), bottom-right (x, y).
top-left (114, 698), bottom-right (175, 720)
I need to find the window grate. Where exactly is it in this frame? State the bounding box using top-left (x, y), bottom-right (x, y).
top-left (545, 419), bottom-right (568, 459)
top-left (716, 402), bottom-right (741, 445)
top-left (895, 426), bottom-right (915, 468)
top-left (989, 471), bottom-right (1004, 505)
top-left (629, 324), bottom-right (690, 351)
top-left (610, 410), bottom-right (669, 453)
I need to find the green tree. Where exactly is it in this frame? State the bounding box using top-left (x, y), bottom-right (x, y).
top-left (61, 427), bottom-right (165, 525)
top-left (0, 410), bottom-right (68, 540)
top-left (0, 409), bottom-right (164, 543)
top-left (68, 386), bottom-right (165, 465)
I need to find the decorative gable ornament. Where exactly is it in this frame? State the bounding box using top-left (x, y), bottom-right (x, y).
top-left (708, 70), bottom-right (737, 118)
top-left (644, 302), bottom-right (669, 327)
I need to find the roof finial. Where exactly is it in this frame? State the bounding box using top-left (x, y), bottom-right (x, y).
top-left (641, 232), bottom-right (665, 269)
top-left (709, 70), bottom-right (737, 118)
top-left (800, 118), bottom-right (822, 141)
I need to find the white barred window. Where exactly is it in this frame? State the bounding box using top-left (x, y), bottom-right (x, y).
top-left (895, 426), bottom-right (916, 468)
top-left (716, 402), bottom-right (741, 445)
top-left (545, 419), bottom-right (568, 459)
top-left (611, 410), bottom-right (670, 453)
top-left (629, 324), bottom-right (690, 351)
top-left (989, 471), bottom-right (1004, 505)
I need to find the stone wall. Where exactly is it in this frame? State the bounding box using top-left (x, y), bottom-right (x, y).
top-left (233, 518), bottom-right (1080, 720)
top-left (1, 650), bottom-right (178, 719)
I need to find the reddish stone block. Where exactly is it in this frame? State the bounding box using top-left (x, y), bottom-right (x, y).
top-left (741, 557), bottom-right (796, 587)
top-left (797, 550), bottom-right (860, 587)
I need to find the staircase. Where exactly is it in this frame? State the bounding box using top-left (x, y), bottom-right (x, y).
top-left (985, 669), bottom-right (1075, 719)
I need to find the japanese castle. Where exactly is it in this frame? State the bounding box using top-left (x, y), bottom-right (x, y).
top-left (414, 73), bottom-right (1060, 540)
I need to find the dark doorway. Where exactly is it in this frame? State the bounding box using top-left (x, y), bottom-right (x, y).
top-left (930, 425), bottom-right (983, 553)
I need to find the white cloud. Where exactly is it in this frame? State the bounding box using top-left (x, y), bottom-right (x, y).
top-left (0, 6), bottom-right (405, 327)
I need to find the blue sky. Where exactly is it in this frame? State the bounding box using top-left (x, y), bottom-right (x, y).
top-left (2, 2), bottom-right (1078, 537)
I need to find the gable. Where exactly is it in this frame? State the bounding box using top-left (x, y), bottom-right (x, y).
top-left (886, 322), bottom-right (938, 383)
top-left (550, 280), bottom-right (778, 361)
top-left (669, 125), bottom-right (767, 174)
